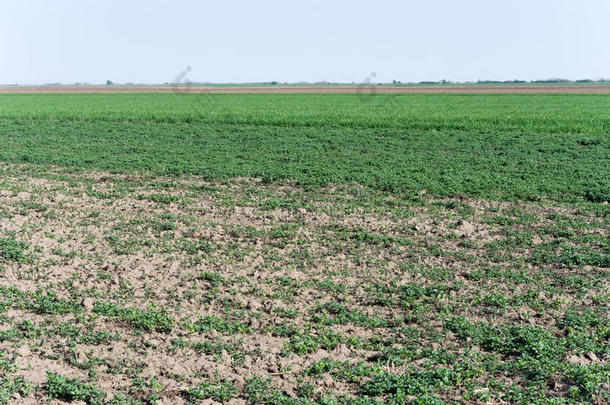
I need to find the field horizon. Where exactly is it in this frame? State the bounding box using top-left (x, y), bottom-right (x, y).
top-left (3, 83), bottom-right (610, 94)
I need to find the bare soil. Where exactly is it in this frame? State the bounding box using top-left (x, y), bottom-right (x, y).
top-left (0, 165), bottom-right (607, 403)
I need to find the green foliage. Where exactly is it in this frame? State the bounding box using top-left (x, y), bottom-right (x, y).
top-left (44, 371), bottom-right (106, 404)
top-left (282, 331), bottom-right (346, 355)
top-left (563, 363), bottom-right (610, 401)
top-left (2, 93), bottom-right (610, 135)
top-left (30, 290), bottom-right (80, 315)
top-left (0, 94), bottom-right (608, 203)
top-left (361, 368), bottom-right (453, 397)
top-left (56, 322), bottom-right (115, 345)
top-left (443, 316), bottom-right (610, 399)
top-left (0, 237), bottom-right (28, 263)
top-left (199, 271), bottom-right (224, 287)
top-left (0, 377), bottom-right (30, 404)
top-left (187, 380), bottom-right (238, 402)
top-left (191, 315), bottom-right (251, 334)
top-left (93, 302), bottom-right (174, 332)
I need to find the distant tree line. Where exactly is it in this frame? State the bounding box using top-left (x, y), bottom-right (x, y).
top-left (413, 78), bottom-right (609, 85)
top-left (99, 78), bottom-right (609, 87)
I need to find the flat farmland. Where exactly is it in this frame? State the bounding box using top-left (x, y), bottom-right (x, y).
top-left (0, 93), bottom-right (607, 404)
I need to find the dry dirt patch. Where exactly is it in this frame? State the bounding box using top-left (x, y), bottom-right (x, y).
top-left (0, 165), bottom-right (607, 403)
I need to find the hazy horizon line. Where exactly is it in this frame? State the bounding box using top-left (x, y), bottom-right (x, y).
top-left (3, 78), bottom-right (610, 87)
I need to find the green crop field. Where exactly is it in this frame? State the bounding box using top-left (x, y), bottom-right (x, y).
top-left (0, 93), bottom-right (607, 404)
top-left (0, 93), bottom-right (609, 203)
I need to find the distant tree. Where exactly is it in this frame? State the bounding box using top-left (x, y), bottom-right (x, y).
top-left (532, 78), bottom-right (570, 84)
top-left (106, 80), bottom-right (114, 86)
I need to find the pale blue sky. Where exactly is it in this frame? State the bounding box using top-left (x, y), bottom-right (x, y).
top-left (1, 0), bottom-right (609, 84)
